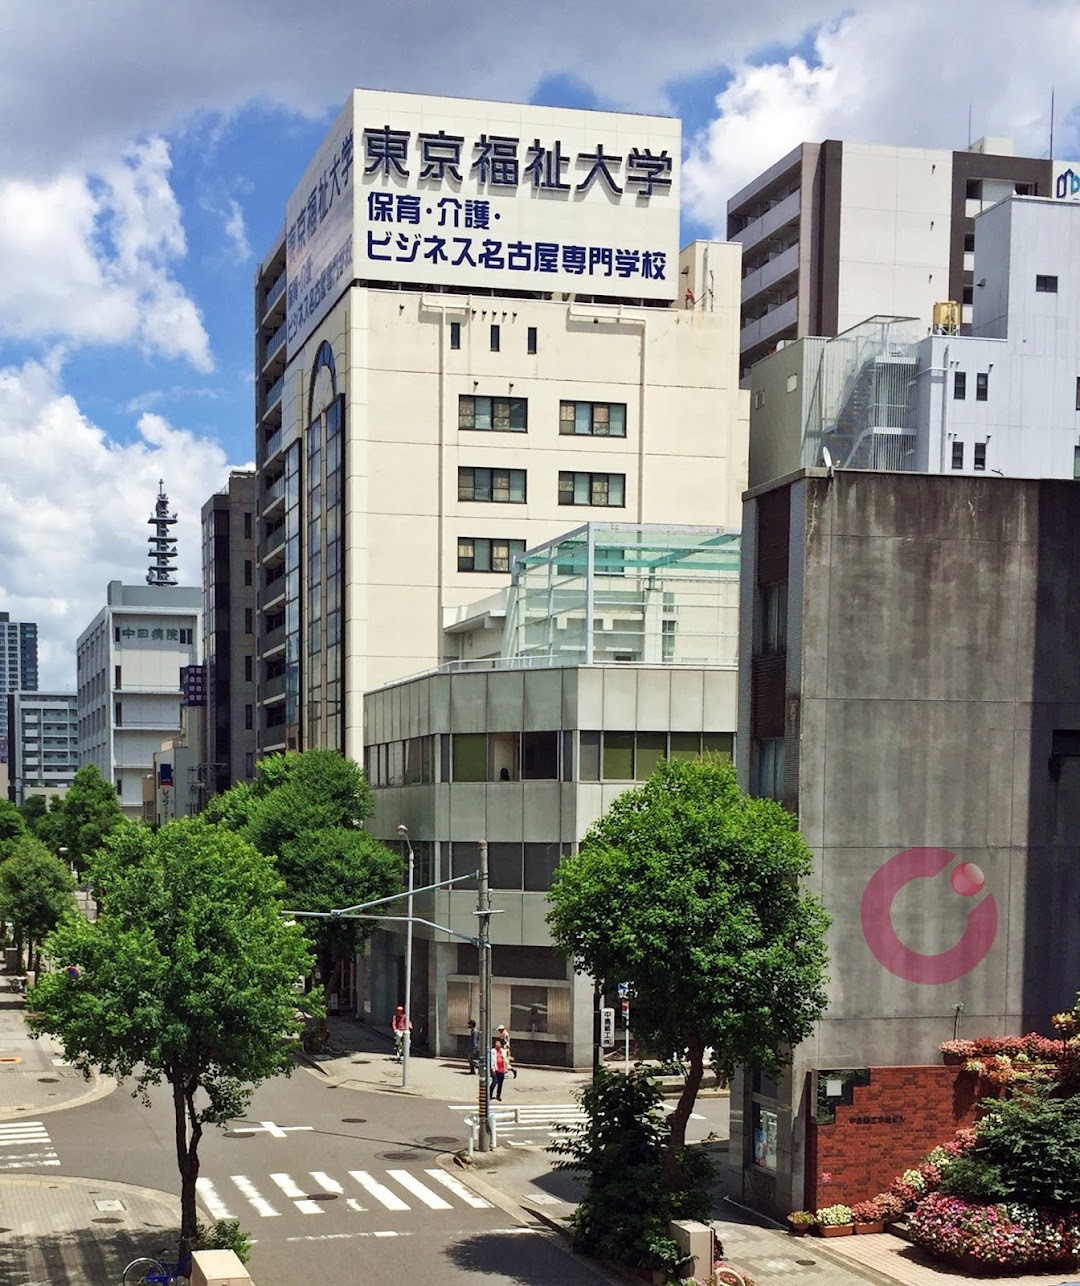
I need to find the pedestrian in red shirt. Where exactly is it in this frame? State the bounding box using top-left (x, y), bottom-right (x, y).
top-left (489, 1038), bottom-right (508, 1101)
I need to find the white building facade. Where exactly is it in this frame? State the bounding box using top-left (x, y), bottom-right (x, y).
top-left (5, 691), bottom-right (78, 804)
top-left (76, 582), bottom-right (201, 819)
top-left (252, 90), bottom-right (749, 766)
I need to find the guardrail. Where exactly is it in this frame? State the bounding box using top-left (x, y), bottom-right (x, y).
top-left (461, 1105), bottom-right (587, 1157)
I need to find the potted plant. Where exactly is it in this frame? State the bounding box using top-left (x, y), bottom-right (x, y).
top-left (815, 1204), bottom-right (855, 1237)
top-left (940, 1038), bottom-right (975, 1065)
top-left (851, 1197), bottom-right (887, 1235)
top-left (786, 1210), bottom-right (815, 1236)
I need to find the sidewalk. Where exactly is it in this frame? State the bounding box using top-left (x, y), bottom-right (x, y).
top-left (0, 988), bottom-right (114, 1121)
top-left (301, 1012), bottom-right (729, 1103)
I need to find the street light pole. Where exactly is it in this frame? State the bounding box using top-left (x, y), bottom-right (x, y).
top-left (476, 839), bottom-right (491, 1153)
top-left (396, 824), bottom-right (415, 1089)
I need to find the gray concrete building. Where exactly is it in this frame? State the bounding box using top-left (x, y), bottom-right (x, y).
top-left (735, 467), bottom-right (1080, 1214)
top-left (0, 612), bottom-right (38, 765)
top-left (5, 691), bottom-right (78, 804)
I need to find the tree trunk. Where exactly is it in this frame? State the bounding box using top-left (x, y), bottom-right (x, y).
top-left (664, 1035), bottom-right (706, 1178)
top-left (172, 1075), bottom-right (203, 1250)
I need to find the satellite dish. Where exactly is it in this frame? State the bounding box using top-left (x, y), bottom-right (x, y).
top-left (822, 446), bottom-right (833, 469)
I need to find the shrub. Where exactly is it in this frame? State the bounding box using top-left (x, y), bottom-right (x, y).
top-left (910, 1194), bottom-right (1080, 1270)
top-left (972, 1085), bottom-right (1080, 1206)
top-left (816, 1204), bottom-right (854, 1226)
top-left (871, 1192), bottom-right (906, 1222)
top-left (939, 1154), bottom-right (1011, 1203)
top-left (851, 1198), bottom-right (887, 1225)
top-left (787, 1210), bottom-right (815, 1227)
top-left (197, 1218), bottom-right (252, 1264)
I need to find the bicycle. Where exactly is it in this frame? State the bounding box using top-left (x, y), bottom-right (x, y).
top-left (6, 975), bottom-right (25, 994)
top-left (121, 1249), bottom-right (191, 1284)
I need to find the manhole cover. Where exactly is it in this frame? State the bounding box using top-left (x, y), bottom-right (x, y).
top-left (92, 1216), bottom-right (124, 1224)
top-left (795, 1259), bottom-right (818, 1266)
top-left (305, 1192), bottom-right (338, 1202)
top-left (37, 1076), bottom-right (59, 1083)
top-left (223, 1131), bottom-right (255, 1139)
top-left (379, 1150), bottom-right (423, 1161)
top-left (341, 1117), bottom-right (367, 1124)
top-left (350, 1058), bottom-right (371, 1064)
top-left (422, 1136), bottom-right (461, 1147)
top-left (0, 1227), bottom-right (10, 1234)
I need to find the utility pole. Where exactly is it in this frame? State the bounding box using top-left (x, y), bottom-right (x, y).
top-left (396, 825), bottom-right (415, 1088)
top-left (477, 839), bottom-right (492, 1152)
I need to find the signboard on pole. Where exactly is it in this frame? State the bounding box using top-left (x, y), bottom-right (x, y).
top-left (600, 1007), bottom-right (616, 1048)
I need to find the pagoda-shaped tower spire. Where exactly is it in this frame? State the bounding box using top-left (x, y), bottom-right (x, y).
top-left (146, 479), bottom-right (178, 587)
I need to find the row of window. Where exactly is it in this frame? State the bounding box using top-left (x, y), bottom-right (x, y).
top-left (365, 729), bottom-right (735, 788)
top-left (951, 441), bottom-right (988, 470)
top-left (450, 321), bottom-right (537, 355)
top-left (456, 469), bottom-right (625, 509)
top-left (459, 395), bottom-right (627, 437)
top-left (953, 371), bottom-right (989, 401)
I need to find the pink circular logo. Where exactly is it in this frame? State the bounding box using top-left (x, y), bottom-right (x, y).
top-left (860, 847), bottom-right (998, 985)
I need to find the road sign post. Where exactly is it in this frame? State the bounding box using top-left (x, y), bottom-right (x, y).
top-left (600, 1007), bottom-right (615, 1048)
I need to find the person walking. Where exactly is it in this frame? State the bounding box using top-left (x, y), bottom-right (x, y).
top-left (497, 1024), bottom-right (518, 1078)
top-left (391, 1004), bottom-right (411, 1061)
top-left (466, 1019), bottom-right (480, 1074)
top-left (489, 1037), bottom-right (508, 1101)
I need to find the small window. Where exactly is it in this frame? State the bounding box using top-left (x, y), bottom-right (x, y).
top-left (1073, 444), bottom-right (1080, 480)
top-left (450, 321), bottom-right (461, 350)
top-left (965, 179), bottom-right (982, 201)
top-left (244, 752), bottom-right (254, 778)
top-left (244, 559), bottom-right (253, 586)
top-left (490, 323), bottom-right (500, 352)
top-left (244, 655), bottom-right (253, 681)
top-left (1052, 730), bottom-right (1080, 757)
top-left (1015, 182), bottom-right (1033, 197)
top-left (179, 628), bottom-right (193, 645)
top-left (458, 394), bottom-right (528, 433)
top-left (559, 401), bottom-right (627, 438)
top-left (244, 704), bottom-right (253, 730)
top-left (457, 467), bottom-right (527, 504)
top-left (527, 326), bottom-right (537, 355)
top-left (114, 626), bottom-right (120, 644)
top-left (954, 371), bottom-right (967, 400)
top-left (114, 665), bottom-right (122, 689)
top-left (243, 512), bottom-right (252, 539)
top-left (114, 701), bottom-right (122, 727)
top-left (952, 442), bottom-right (964, 470)
top-left (760, 582), bottom-right (788, 654)
top-left (521, 731), bottom-right (559, 780)
top-left (558, 471), bottom-right (626, 507)
top-left (452, 733), bottom-right (487, 782)
top-left (963, 232), bottom-right (975, 253)
top-left (976, 372), bottom-right (989, 401)
top-left (757, 737), bottom-right (785, 800)
top-left (962, 285), bottom-right (974, 306)
top-left (457, 537), bottom-right (526, 573)
top-left (1036, 274), bottom-right (1058, 294)
top-left (974, 442), bottom-right (987, 471)
top-left (602, 732), bottom-right (635, 780)
top-left (244, 608), bottom-right (254, 633)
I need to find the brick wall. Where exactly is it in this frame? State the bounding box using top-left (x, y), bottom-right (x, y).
top-left (805, 1065), bottom-right (980, 1209)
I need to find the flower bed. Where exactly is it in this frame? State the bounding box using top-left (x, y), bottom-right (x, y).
top-left (909, 1193), bottom-right (1080, 1273)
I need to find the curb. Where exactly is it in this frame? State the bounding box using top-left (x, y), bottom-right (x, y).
top-left (0, 1170), bottom-right (182, 1214)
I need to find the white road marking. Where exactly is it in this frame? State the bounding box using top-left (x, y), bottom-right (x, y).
top-left (385, 1169), bottom-right (452, 1210)
top-left (346, 1197), bottom-right (367, 1213)
top-left (309, 1171), bottom-right (344, 1194)
top-left (195, 1178), bottom-right (233, 1220)
top-left (232, 1120), bottom-right (314, 1139)
top-left (270, 1172), bottom-right (325, 1216)
top-left (348, 1170), bottom-right (410, 1211)
top-left (0, 1121), bottom-right (59, 1170)
top-left (285, 1231), bottom-right (413, 1243)
top-left (0, 1156), bottom-right (61, 1168)
top-left (230, 1175), bottom-right (280, 1218)
top-left (423, 1169), bottom-right (492, 1209)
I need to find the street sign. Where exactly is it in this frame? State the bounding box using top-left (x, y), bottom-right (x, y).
top-left (600, 1007), bottom-right (616, 1047)
top-left (621, 998), bottom-right (630, 1015)
top-left (617, 981), bottom-right (629, 998)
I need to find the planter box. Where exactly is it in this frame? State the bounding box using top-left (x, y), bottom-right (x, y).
top-left (786, 1222), bottom-right (813, 1236)
top-left (854, 1222), bottom-right (885, 1235)
top-left (942, 1052), bottom-right (966, 1066)
top-left (817, 1225), bottom-right (854, 1238)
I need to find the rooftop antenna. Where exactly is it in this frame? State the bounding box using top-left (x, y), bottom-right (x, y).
top-left (146, 480), bottom-right (178, 587)
top-left (967, 104), bottom-right (972, 150)
top-left (1050, 87), bottom-right (1055, 159)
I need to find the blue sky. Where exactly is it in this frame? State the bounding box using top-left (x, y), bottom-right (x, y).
top-left (0, 0), bottom-right (1077, 687)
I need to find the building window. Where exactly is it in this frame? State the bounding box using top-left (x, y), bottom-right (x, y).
top-left (457, 537), bottom-right (526, 573)
top-left (965, 179), bottom-right (982, 201)
top-left (1075, 445), bottom-right (1080, 480)
top-left (458, 394), bottom-right (528, 432)
top-left (244, 608), bottom-right (253, 633)
top-left (527, 326), bottom-right (537, 355)
top-left (114, 701), bottom-right (122, 727)
top-left (458, 467), bottom-right (526, 503)
top-left (244, 559), bottom-right (253, 586)
top-left (954, 371), bottom-right (966, 400)
top-left (522, 731), bottom-right (559, 780)
top-left (450, 321), bottom-right (461, 350)
top-left (962, 285), bottom-right (973, 306)
top-left (757, 737), bottom-right (785, 800)
top-left (244, 752), bottom-right (254, 778)
top-left (243, 512), bottom-right (252, 538)
top-left (951, 442), bottom-right (964, 470)
top-left (976, 372), bottom-right (989, 401)
top-left (244, 655), bottom-right (253, 681)
top-left (114, 665), bottom-right (122, 689)
top-left (452, 733), bottom-right (487, 782)
top-left (974, 442), bottom-right (987, 471)
top-left (179, 628), bottom-right (193, 645)
top-left (760, 582), bottom-right (788, 655)
top-left (1036, 274), bottom-right (1058, 293)
top-left (964, 231), bottom-right (975, 253)
top-left (244, 704), bottom-right (253, 730)
top-left (559, 400), bottom-right (627, 437)
top-left (1076, 378), bottom-right (1080, 411)
top-left (661, 618), bottom-right (676, 661)
top-left (558, 471), bottom-right (626, 507)
top-left (490, 323), bottom-right (500, 352)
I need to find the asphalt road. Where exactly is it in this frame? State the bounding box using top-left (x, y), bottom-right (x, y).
top-left (43, 1060), bottom-right (619, 1286)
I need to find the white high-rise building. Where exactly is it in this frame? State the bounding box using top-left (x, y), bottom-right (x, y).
top-left (76, 582), bottom-right (200, 819)
top-left (6, 691), bottom-right (78, 804)
top-left (252, 88), bottom-right (749, 763)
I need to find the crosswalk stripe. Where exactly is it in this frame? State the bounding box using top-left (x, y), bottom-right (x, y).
top-left (423, 1169), bottom-right (492, 1209)
top-left (309, 1172), bottom-right (344, 1194)
top-left (270, 1172), bottom-right (325, 1216)
top-left (196, 1178), bottom-right (233, 1220)
top-left (0, 1133), bottom-right (50, 1146)
top-left (385, 1170), bottom-right (451, 1210)
top-left (348, 1171), bottom-right (409, 1211)
top-left (230, 1175), bottom-right (280, 1218)
top-left (0, 1157), bottom-right (61, 1168)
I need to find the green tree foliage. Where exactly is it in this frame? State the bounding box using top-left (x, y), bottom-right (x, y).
top-left (16, 794), bottom-right (61, 849)
top-left (959, 1086), bottom-right (1080, 1207)
top-left (549, 1068), bottom-right (713, 1275)
top-left (0, 800), bottom-right (26, 852)
top-left (28, 817), bottom-right (314, 1247)
top-left (210, 750), bottom-right (400, 1010)
top-left (54, 764), bottom-right (126, 870)
top-left (0, 835), bottom-right (75, 967)
top-left (548, 756), bottom-right (831, 1160)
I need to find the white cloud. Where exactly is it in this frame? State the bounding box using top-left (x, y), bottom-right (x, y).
top-left (223, 199), bottom-right (252, 261)
top-left (684, 2), bottom-right (1080, 232)
top-left (0, 357), bottom-right (245, 689)
top-left (0, 138), bottom-right (211, 370)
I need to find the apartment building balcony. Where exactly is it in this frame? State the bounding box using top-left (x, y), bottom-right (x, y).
top-left (262, 623), bottom-right (286, 656)
top-left (261, 673), bottom-right (287, 703)
top-left (261, 271), bottom-right (287, 323)
top-left (262, 474), bottom-right (285, 516)
top-left (734, 189), bottom-right (801, 258)
top-left (260, 375), bottom-right (284, 426)
top-left (741, 243), bottom-right (799, 308)
top-left (740, 294), bottom-right (799, 355)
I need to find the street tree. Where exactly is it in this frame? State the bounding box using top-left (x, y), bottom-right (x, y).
top-left (547, 755), bottom-right (831, 1165)
top-left (0, 800), bottom-right (26, 853)
top-left (28, 817), bottom-right (314, 1247)
top-left (209, 749), bottom-right (401, 1014)
top-left (18, 794), bottom-right (63, 850)
top-left (54, 764), bottom-right (126, 870)
top-left (0, 835), bottom-right (75, 968)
